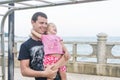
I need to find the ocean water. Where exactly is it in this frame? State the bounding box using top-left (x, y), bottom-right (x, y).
top-left (4, 36), bottom-right (120, 64)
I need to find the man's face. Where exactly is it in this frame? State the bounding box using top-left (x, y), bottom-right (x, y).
top-left (32, 16), bottom-right (47, 34)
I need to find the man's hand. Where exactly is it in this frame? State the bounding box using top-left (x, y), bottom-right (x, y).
top-left (44, 65), bottom-right (58, 79)
top-left (64, 52), bottom-right (71, 61)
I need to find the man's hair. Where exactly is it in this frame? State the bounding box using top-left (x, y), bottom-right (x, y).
top-left (31, 12), bottom-right (48, 22)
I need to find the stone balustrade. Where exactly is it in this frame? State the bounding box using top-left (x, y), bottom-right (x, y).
top-left (2, 33), bottom-right (120, 77)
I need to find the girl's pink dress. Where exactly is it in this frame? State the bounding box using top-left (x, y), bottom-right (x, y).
top-left (41, 35), bottom-right (66, 71)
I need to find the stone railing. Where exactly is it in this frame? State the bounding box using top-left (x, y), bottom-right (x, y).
top-left (65, 33), bottom-right (120, 77)
top-left (3, 33), bottom-right (120, 77)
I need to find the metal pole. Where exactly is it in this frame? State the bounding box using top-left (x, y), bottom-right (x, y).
top-left (8, 3), bottom-right (14, 80)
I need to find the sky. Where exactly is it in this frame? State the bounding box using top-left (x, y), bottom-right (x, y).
top-left (2, 0), bottom-right (120, 37)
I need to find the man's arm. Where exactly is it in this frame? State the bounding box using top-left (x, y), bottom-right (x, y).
top-left (52, 55), bottom-right (67, 70)
top-left (20, 59), bottom-right (57, 78)
top-left (61, 41), bottom-right (71, 60)
top-left (52, 41), bottom-right (70, 70)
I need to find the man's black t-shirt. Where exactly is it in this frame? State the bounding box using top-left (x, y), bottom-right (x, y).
top-left (18, 38), bottom-right (61, 80)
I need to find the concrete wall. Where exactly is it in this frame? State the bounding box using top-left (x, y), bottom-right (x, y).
top-left (67, 62), bottom-right (120, 77)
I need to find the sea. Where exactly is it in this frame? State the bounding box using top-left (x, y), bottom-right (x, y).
top-left (3, 36), bottom-right (120, 64)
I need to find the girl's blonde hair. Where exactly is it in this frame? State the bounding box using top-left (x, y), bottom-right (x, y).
top-left (45, 23), bottom-right (56, 34)
top-left (47, 23), bottom-right (56, 28)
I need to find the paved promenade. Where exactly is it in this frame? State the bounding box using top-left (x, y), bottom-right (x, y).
top-left (8, 68), bottom-right (120, 80)
top-left (0, 67), bottom-right (119, 80)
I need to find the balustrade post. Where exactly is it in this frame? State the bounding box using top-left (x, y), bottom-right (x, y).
top-left (97, 33), bottom-right (107, 75)
top-left (14, 42), bottom-right (17, 57)
top-left (72, 43), bottom-right (77, 62)
top-left (97, 33), bottom-right (107, 64)
top-left (72, 43), bottom-right (78, 72)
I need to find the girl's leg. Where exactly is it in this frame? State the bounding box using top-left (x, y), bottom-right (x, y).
top-left (59, 70), bottom-right (67, 80)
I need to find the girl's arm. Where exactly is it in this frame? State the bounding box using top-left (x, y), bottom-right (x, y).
top-left (31, 29), bottom-right (42, 39)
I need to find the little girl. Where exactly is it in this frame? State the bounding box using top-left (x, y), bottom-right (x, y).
top-left (31, 23), bottom-right (70, 80)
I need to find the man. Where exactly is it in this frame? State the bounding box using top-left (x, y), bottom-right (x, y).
top-left (18, 12), bottom-right (67, 80)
